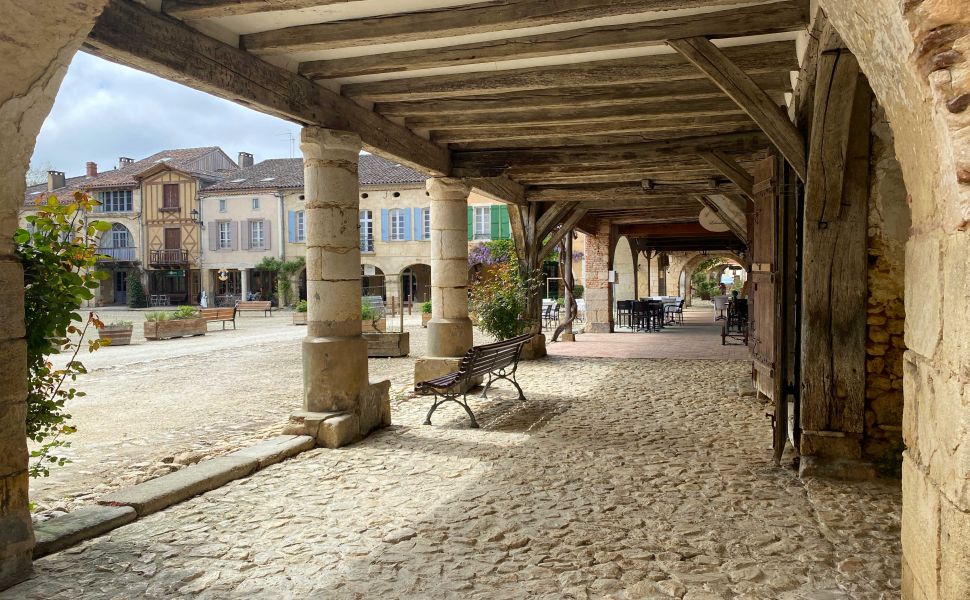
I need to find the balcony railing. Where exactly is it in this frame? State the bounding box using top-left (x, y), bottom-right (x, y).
top-left (149, 249), bottom-right (188, 265)
top-left (97, 247), bottom-right (137, 262)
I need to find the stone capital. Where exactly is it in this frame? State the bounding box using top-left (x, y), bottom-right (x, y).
top-left (300, 127), bottom-right (362, 160)
top-left (426, 177), bottom-right (471, 201)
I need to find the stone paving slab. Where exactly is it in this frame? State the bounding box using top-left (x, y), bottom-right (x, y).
top-left (97, 456), bottom-right (259, 517)
top-left (226, 435), bottom-right (314, 469)
top-left (33, 506), bottom-right (136, 559)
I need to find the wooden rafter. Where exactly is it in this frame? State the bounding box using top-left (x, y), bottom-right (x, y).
top-left (698, 150), bottom-right (754, 197)
top-left (538, 209), bottom-right (590, 262)
top-left (466, 176), bottom-right (526, 206)
top-left (343, 41), bottom-right (798, 102)
top-left (162, 0), bottom-right (354, 19)
top-left (667, 36), bottom-right (807, 180)
top-left (447, 127), bottom-right (758, 150)
top-left (242, 0), bottom-right (761, 55)
top-left (299, 1), bottom-right (807, 79)
top-left (536, 202), bottom-right (580, 242)
top-left (528, 182), bottom-right (739, 203)
top-left (86, 0), bottom-right (450, 176)
top-left (696, 195), bottom-right (747, 244)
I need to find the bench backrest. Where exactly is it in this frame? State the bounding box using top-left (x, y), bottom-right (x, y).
top-left (454, 333), bottom-right (533, 381)
top-left (200, 307), bottom-right (235, 319)
top-left (237, 301), bottom-right (271, 309)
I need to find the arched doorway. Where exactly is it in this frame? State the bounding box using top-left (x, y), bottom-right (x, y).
top-left (611, 236), bottom-right (636, 301)
top-left (400, 263), bottom-right (431, 305)
top-left (361, 264), bottom-right (386, 300)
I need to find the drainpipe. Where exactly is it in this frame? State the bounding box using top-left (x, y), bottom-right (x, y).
top-left (276, 190), bottom-right (285, 259)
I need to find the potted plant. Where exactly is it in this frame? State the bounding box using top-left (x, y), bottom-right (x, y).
top-left (293, 300), bottom-right (308, 325)
top-left (421, 300), bottom-right (432, 327)
top-left (97, 320), bottom-right (134, 346)
top-left (361, 299), bottom-right (385, 333)
top-left (144, 306), bottom-right (206, 340)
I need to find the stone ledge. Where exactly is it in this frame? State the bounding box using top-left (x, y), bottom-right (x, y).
top-left (799, 456), bottom-right (877, 481)
top-left (284, 411), bottom-right (363, 448)
top-left (97, 456), bottom-right (259, 517)
top-left (33, 506), bottom-right (136, 559)
top-left (227, 435), bottom-right (315, 469)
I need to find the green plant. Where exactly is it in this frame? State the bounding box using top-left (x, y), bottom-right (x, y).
top-left (14, 192), bottom-right (111, 478)
top-left (571, 284), bottom-right (585, 300)
top-left (361, 300), bottom-right (376, 321)
top-left (104, 320), bottom-right (133, 328)
top-left (468, 261), bottom-right (538, 340)
top-left (126, 271), bottom-right (147, 308)
top-left (255, 256), bottom-right (305, 307)
top-left (145, 311), bottom-right (171, 322)
top-left (172, 306), bottom-right (199, 320)
top-left (296, 300), bottom-right (308, 313)
top-left (421, 300), bottom-right (432, 314)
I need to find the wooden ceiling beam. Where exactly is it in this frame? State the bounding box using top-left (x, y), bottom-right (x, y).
top-left (243, 0), bottom-right (762, 55)
top-left (698, 150), bottom-right (755, 197)
top-left (466, 176), bottom-right (526, 206)
top-left (616, 222), bottom-right (714, 236)
top-left (162, 0), bottom-right (354, 19)
top-left (344, 41), bottom-right (798, 102)
top-left (519, 168), bottom-right (729, 186)
top-left (668, 36), bottom-right (807, 180)
top-left (447, 129), bottom-right (757, 150)
top-left (538, 208), bottom-right (591, 262)
top-left (374, 75), bottom-right (790, 116)
top-left (85, 0), bottom-right (450, 176)
top-left (529, 181), bottom-right (739, 203)
top-left (300, 1), bottom-right (807, 79)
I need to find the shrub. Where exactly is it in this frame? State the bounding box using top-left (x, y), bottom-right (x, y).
top-left (296, 300), bottom-right (308, 313)
top-left (468, 261), bottom-right (537, 340)
top-left (361, 300), bottom-right (376, 321)
top-left (145, 311), bottom-right (170, 322)
top-left (256, 256), bottom-right (305, 306)
top-left (172, 306), bottom-right (199, 320)
top-left (14, 192), bottom-right (111, 478)
top-left (104, 320), bottom-right (133, 328)
top-left (421, 300), bottom-right (432, 314)
top-left (126, 271), bottom-right (147, 308)
top-left (571, 284), bottom-right (585, 299)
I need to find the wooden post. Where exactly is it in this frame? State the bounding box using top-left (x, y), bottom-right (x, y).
top-left (561, 232), bottom-right (576, 342)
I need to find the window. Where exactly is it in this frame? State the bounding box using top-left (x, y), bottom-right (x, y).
top-left (218, 199), bottom-right (227, 213)
top-left (252, 197), bottom-right (259, 210)
top-left (97, 190), bottom-right (133, 212)
top-left (360, 210), bottom-right (374, 252)
top-left (249, 220), bottom-right (264, 249)
top-left (389, 208), bottom-right (405, 241)
top-left (218, 221), bottom-right (232, 249)
top-left (296, 211), bottom-right (305, 242)
top-left (473, 206), bottom-right (491, 240)
top-left (162, 184), bottom-right (179, 210)
top-left (422, 207), bottom-right (431, 240)
top-left (110, 223), bottom-right (130, 248)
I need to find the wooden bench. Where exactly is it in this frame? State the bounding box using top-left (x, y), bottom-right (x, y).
top-left (200, 306), bottom-right (237, 330)
top-left (236, 300), bottom-right (272, 316)
top-left (416, 333), bottom-right (533, 428)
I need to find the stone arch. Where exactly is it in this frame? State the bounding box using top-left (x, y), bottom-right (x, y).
top-left (400, 262), bottom-right (431, 304)
top-left (361, 263), bottom-right (386, 300)
top-left (611, 236), bottom-right (637, 301)
top-left (678, 252), bottom-right (746, 306)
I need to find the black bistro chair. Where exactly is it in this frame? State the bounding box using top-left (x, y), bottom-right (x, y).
top-left (616, 300), bottom-right (633, 329)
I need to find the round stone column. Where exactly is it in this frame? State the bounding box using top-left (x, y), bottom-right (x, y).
top-left (427, 177), bottom-right (473, 357)
top-left (300, 127), bottom-right (368, 413)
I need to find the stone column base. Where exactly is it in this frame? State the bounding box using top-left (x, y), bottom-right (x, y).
top-left (798, 456), bottom-right (876, 480)
top-left (303, 336), bottom-right (369, 414)
top-left (414, 356), bottom-right (482, 393)
top-left (587, 322), bottom-right (612, 333)
top-left (520, 333), bottom-right (547, 360)
top-left (560, 332), bottom-right (576, 342)
top-left (427, 318), bottom-right (473, 357)
top-left (285, 379), bottom-right (391, 448)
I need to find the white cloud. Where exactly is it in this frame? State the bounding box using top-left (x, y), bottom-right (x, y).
top-left (31, 52), bottom-right (301, 176)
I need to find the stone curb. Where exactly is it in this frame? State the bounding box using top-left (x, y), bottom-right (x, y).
top-left (30, 435), bottom-right (316, 559)
top-left (33, 506), bottom-right (136, 559)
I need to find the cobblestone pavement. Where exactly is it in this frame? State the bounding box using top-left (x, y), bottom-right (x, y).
top-left (10, 356), bottom-right (902, 599)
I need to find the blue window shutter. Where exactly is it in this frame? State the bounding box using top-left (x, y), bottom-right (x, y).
top-left (287, 211), bottom-right (296, 243)
top-left (413, 207), bottom-right (422, 240)
top-left (402, 208), bottom-right (412, 241)
top-left (380, 209), bottom-right (389, 241)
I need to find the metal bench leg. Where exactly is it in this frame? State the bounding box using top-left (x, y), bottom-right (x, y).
top-left (424, 394), bottom-right (443, 426)
top-left (459, 393), bottom-right (480, 428)
top-left (480, 373), bottom-right (495, 398)
top-left (510, 374), bottom-right (526, 402)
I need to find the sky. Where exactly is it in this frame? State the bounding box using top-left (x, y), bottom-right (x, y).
top-left (30, 52), bottom-right (302, 181)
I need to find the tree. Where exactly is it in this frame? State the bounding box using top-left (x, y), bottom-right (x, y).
top-left (15, 192), bottom-right (110, 477)
top-left (255, 256), bottom-right (306, 306)
top-left (126, 271), bottom-right (148, 308)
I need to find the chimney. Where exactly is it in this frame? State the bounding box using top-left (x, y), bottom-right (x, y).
top-left (119, 157), bottom-right (134, 167)
top-left (47, 170), bottom-right (65, 192)
top-left (86, 162), bottom-right (98, 177)
top-left (238, 152), bottom-right (254, 168)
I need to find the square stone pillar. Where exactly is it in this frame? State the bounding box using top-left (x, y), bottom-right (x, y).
top-left (584, 220), bottom-right (616, 333)
top-left (291, 127), bottom-right (389, 447)
top-left (240, 268), bottom-right (250, 301)
top-left (415, 178), bottom-right (474, 384)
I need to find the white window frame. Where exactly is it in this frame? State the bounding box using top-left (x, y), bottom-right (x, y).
top-left (249, 220), bottom-right (264, 249)
top-left (218, 198), bottom-right (227, 213)
top-left (359, 210), bottom-right (374, 252)
top-left (109, 224), bottom-right (130, 248)
top-left (252, 197), bottom-right (260, 210)
top-left (218, 221), bottom-right (232, 249)
top-left (389, 208), bottom-right (405, 241)
top-left (296, 211), bottom-right (305, 242)
top-left (422, 207), bottom-right (431, 241)
top-left (97, 190), bottom-right (133, 212)
top-left (473, 206), bottom-right (491, 240)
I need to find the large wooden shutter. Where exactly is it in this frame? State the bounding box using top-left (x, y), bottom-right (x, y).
top-left (749, 156), bottom-right (778, 375)
top-left (164, 227), bottom-right (181, 249)
top-left (163, 184), bottom-right (179, 209)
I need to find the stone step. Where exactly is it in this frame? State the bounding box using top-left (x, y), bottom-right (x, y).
top-left (33, 506), bottom-right (136, 559)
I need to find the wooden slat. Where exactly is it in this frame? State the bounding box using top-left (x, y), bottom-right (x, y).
top-left (447, 128), bottom-right (758, 150)
top-left (698, 150), bottom-right (754, 197)
top-left (528, 182), bottom-right (739, 202)
top-left (518, 168), bottom-right (727, 185)
top-left (374, 75), bottom-right (791, 116)
top-left (667, 36), bottom-right (807, 180)
top-left (162, 0), bottom-right (355, 19)
top-left (243, 0), bottom-right (760, 55)
top-left (300, 1), bottom-right (807, 79)
top-left (344, 41), bottom-right (798, 102)
top-left (85, 0), bottom-right (450, 176)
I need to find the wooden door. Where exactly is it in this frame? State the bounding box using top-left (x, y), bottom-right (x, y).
top-left (164, 228), bottom-right (181, 249)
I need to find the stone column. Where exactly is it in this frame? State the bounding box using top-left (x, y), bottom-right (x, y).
top-left (289, 127), bottom-right (389, 448)
top-left (414, 178), bottom-right (474, 383)
top-left (240, 268), bottom-right (250, 301)
top-left (584, 220), bottom-right (616, 333)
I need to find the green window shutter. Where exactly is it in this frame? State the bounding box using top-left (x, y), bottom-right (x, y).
top-left (467, 206), bottom-right (473, 241)
top-left (490, 205), bottom-right (501, 240)
top-left (497, 205), bottom-right (510, 239)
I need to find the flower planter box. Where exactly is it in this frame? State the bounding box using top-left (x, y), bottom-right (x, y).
top-left (363, 332), bottom-right (409, 358)
top-left (97, 326), bottom-right (133, 346)
top-left (293, 312), bottom-right (307, 325)
top-left (362, 318), bottom-right (386, 333)
top-left (421, 312), bottom-right (431, 327)
top-left (144, 318), bottom-right (206, 340)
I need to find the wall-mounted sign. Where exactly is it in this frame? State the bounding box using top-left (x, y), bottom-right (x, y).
top-left (699, 206), bottom-right (729, 232)
top-left (166, 270), bottom-right (185, 277)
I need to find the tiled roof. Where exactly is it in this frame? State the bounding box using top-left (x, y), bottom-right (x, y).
top-left (23, 147), bottom-right (233, 205)
top-left (202, 154), bottom-right (426, 193)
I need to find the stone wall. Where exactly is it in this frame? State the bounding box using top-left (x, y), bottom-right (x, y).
top-left (863, 104), bottom-right (909, 471)
top-left (583, 220), bottom-right (615, 332)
